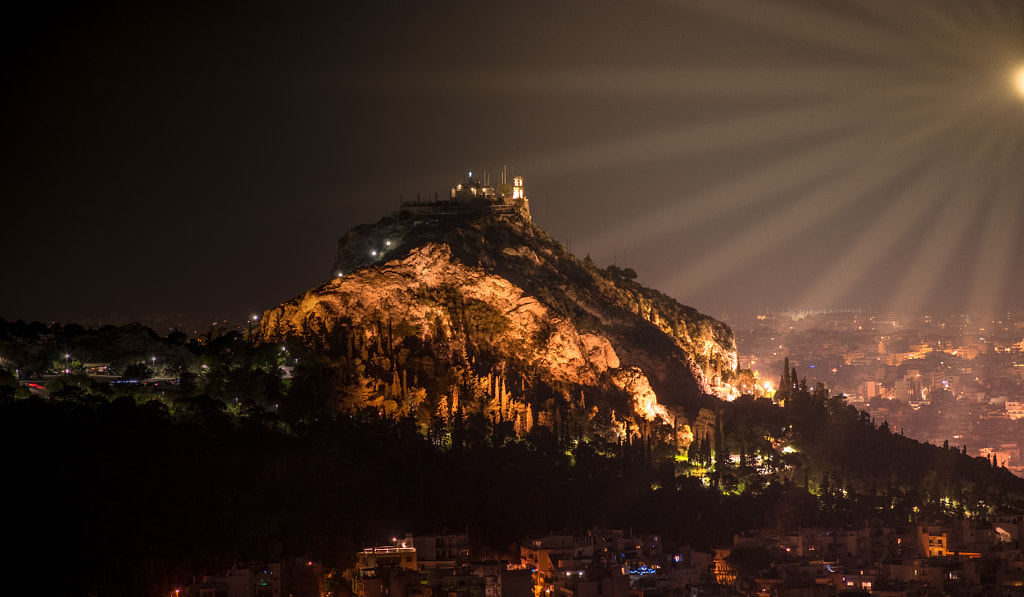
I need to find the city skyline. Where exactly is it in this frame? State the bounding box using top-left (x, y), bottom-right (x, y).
top-left (4, 0), bottom-right (1023, 324)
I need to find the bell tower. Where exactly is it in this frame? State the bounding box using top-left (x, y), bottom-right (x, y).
top-left (512, 176), bottom-right (530, 221)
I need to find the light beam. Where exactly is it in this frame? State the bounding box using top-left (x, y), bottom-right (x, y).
top-left (1014, 64), bottom-right (1024, 98)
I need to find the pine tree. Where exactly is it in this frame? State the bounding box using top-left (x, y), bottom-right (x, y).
top-left (451, 404), bottom-right (465, 449)
top-left (777, 357), bottom-right (791, 405)
top-left (687, 437), bottom-right (699, 463)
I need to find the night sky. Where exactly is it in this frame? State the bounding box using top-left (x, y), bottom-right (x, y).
top-left (4, 0), bottom-right (1024, 326)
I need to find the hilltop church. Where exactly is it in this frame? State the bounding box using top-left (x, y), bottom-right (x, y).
top-left (448, 168), bottom-right (531, 221)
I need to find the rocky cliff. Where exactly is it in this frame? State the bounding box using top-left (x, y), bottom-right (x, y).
top-left (259, 209), bottom-right (735, 430)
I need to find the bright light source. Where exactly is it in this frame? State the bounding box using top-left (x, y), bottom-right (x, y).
top-left (1015, 64), bottom-right (1024, 98)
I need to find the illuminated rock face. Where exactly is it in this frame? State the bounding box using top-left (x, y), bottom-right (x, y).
top-left (611, 367), bottom-right (667, 421)
top-left (262, 212), bottom-right (736, 412)
top-left (265, 243), bottom-right (604, 386)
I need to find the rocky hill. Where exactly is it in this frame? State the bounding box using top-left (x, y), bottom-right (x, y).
top-left (259, 207), bottom-right (735, 431)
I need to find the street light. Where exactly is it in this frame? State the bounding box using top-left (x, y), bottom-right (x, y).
top-left (65, 353), bottom-right (70, 374)
top-left (248, 314), bottom-right (259, 341)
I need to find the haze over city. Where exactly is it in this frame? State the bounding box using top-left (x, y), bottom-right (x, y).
top-left (4, 0), bottom-right (1023, 324)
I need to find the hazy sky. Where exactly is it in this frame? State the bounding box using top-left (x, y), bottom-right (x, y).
top-left (4, 0), bottom-right (1023, 324)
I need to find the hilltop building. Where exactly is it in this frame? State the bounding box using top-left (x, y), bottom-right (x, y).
top-left (401, 168), bottom-right (531, 221)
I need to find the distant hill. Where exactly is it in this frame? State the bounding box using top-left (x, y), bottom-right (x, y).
top-left (259, 204), bottom-right (736, 432)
